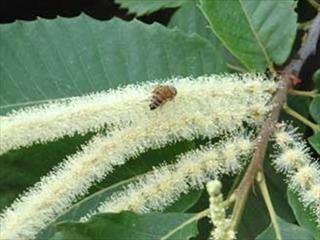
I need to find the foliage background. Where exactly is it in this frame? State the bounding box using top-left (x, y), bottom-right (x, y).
top-left (0, 0), bottom-right (319, 239)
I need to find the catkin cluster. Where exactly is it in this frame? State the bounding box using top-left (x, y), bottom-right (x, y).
top-left (82, 133), bottom-right (253, 221)
top-left (0, 73), bottom-right (275, 155)
top-left (207, 180), bottom-right (235, 240)
top-left (272, 123), bottom-right (320, 226)
top-left (0, 74), bottom-right (275, 240)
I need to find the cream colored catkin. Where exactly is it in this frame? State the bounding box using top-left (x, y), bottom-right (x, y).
top-left (0, 74), bottom-right (275, 240)
top-left (0, 73), bottom-right (276, 155)
top-left (82, 133), bottom-right (253, 219)
top-left (273, 123), bottom-right (320, 226)
top-left (0, 93), bottom-right (271, 240)
top-left (207, 180), bottom-right (235, 240)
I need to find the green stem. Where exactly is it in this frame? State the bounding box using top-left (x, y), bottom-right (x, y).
top-left (289, 89), bottom-right (318, 97)
top-left (229, 10), bottom-right (320, 239)
top-left (227, 170), bottom-right (244, 199)
top-left (223, 194), bottom-right (236, 208)
top-left (283, 103), bottom-right (320, 132)
top-left (308, 0), bottom-right (320, 10)
top-left (298, 20), bottom-right (313, 30)
top-left (230, 187), bottom-right (250, 229)
top-left (256, 172), bottom-right (282, 240)
top-left (227, 63), bottom-right (247, 73)
top-left (161, 209), bottom-right (209, 240)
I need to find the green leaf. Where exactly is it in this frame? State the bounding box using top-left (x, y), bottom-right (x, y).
top-left (36, 177), bottom-right (136, 240)
top-left (169, 0), bottom-right (220, 46)
top-left (236, 159), bottom-right (295, 239)
top-left (263, 158), bottom-right (295, 221)
top-left (50, 212), bottom-right (198, 240)
top-left (310, 96), bottom-right (320, 124)
top-left (0, 134), bottom-right (93, 211)
top-left (168, 0), bottom-right (241, 67)
top-left (0, 15), bottom-right (225, 215)
top-left (115, 0), bottom-right (185, 16)
top-left (187, 142), bottom-right (296, 240)
top-left (0, 14), bottom-right (226, 114)
top-left (37, 173), bottom-right (201, 239)
top-left (237, 192), bottom-right (270, 239)
top-left (199, 0), bottom-right (297, 71)
top-left (256, 216), bottom-right (313, 240)
top-left (308, 132), bottom-right (320, 155)
top-left (0, 135), bottom-right (193, 213)
top-left (165, 190), bottom-right (202, 213)
top-left (313, 68), bottom-right (320, 90)
top-left (1, 137), bottom-right (198, 239)
top-left (288, 189), bottom-right (320, 240)
top-left (282, 95), bottom-right (311, 133)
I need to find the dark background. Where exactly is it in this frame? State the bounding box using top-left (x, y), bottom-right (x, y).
top-left (0, 0), bottom-right (174, 24)
top-left (0, 0), bottom-right (318, 71)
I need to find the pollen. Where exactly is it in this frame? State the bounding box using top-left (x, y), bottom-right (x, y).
top-left (0, 73), bottom-right (275, 155)
top-left (0, 74), bottom-right (274, 239)
top-left (292, 165), bottom-right (318, 189)
top-left (273, 123), bottom-right (320, 226)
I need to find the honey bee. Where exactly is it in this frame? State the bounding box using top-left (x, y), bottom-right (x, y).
top-left (149, 85), bottom-right (177, 110)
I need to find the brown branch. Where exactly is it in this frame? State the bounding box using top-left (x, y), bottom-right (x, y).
top-left (285, 12), bottom-right (320, 75)
top-left (231, 12), bottom-right (320, 228)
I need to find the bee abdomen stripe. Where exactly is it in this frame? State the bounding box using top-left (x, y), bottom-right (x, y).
top-left (149, 103), bottom-right (157, 110)
top-left (152, 95), bottom-right (163, 105)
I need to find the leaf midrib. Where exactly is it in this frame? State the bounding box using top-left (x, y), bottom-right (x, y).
top-left (36, 176), bottom-right (138, 239)
top-left (160, 213), bottom-right (199, 240)
top-left (238, 0), bottom-right (274, 72)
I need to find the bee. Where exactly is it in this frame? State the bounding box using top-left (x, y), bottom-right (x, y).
top-left (149, 85), bottom-right (177, 110)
